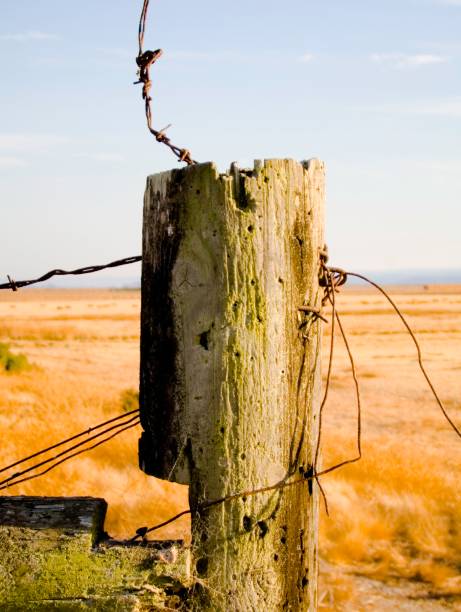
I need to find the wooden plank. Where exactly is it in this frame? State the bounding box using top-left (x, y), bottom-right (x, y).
top-left (0, 496), bottom-right (107, 537)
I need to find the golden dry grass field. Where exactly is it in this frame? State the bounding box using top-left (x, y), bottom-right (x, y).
top-left (0, 286), bottom-right (460, 610)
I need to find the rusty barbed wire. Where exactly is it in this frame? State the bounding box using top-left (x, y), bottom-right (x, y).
top-left (130, 449), bottom-right (376, 543)
top-left (0, 256), bottom-right (142, 291)
top-left (135, 0), bottom-right (196, 165)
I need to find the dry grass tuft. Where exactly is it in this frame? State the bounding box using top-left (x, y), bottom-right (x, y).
top-left (320, 442), bottom-right (461, 588)
top-left (0, 342), bottom-right (31, 373)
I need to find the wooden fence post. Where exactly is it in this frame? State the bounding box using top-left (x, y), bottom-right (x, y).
top-left (139, 159), bottom-right (324, 611)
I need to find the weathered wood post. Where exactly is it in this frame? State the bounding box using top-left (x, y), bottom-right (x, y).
top-left (140, 159), bottom-right (324, 611)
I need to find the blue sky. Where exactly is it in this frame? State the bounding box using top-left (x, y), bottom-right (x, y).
top-left (0, 0), bottom-right (460, 282)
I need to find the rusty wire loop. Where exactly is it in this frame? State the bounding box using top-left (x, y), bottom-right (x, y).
top-left (311, 251), bottom-right (363, 514)
top-left (0, 256), bottom-right (142, 291)
top-left (135, 0), bottom-right (196, 165)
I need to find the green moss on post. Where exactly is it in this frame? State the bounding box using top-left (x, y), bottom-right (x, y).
top-left (140, 159), bottom-right (325, 611)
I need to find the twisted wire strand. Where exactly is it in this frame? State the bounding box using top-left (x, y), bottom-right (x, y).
top-left (0, 420), bottom-right (140, 492)
top-left (0, 256), bottom-right (142, 291)
top-left (332, 308), bottom-right (362, 463)
top-left (0, 413), bottom-right (140, 490)
top-left (138, 0), bottom-right (149, 55)
top-left (317, 305), bottom-right (362, 485)
top-left (0, 409), bottom-right (139, 476)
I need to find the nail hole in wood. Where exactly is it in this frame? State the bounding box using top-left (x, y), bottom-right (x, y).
top-left (257, 521), bottom-right (269, 538)
top-left (243, 516), bottom-right (252, 532)
top-left (198, 330), bottom-right (210, 350)
top-left (196, 557), bottom-right (208, 577)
